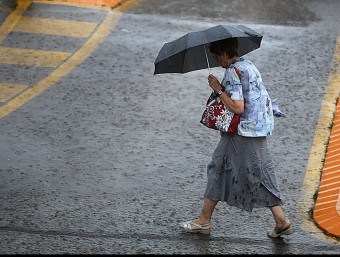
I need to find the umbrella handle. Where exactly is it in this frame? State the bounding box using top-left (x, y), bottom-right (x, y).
top-left (204, 45), bottom-right (211, 75)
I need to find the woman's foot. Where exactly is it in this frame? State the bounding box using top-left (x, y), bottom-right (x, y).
top-left (179, 220), bottom-right (211, 234)
top-left (267, 219), bottom-right (293, 238)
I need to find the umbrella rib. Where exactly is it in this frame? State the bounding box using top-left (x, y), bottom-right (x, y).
top-left (204, 44), bottom-right (211, 74)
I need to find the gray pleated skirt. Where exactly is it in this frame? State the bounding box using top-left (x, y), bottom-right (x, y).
top-left (204, 132), bottom-right (283, 212)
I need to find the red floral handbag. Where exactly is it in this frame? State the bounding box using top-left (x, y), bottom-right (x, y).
top-left (200, 93), bottom-right (242, 136)
top-left (200, 67), bottom-right (242, 136)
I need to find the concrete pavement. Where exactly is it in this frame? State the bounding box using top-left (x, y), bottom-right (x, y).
top-left (1, 0), bottom-right (340, 248)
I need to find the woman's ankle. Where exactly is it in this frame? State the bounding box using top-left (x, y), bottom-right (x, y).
top-left (195, 218), bottom-right (211, 225)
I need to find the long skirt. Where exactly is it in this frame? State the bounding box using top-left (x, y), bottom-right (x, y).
top-left (204, 132), bottom-right (283, 212)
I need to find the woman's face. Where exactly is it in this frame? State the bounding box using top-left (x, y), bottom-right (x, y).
top-left (213, 52), bottom-right (228, 68)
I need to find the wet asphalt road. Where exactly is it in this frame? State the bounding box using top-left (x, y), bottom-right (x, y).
top-left (1, 0), bottom-right (340, 254)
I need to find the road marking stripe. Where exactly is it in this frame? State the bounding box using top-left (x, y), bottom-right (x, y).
top-left (317, 217), bottom-right (340, 228)
top-left (35, 0), bottom-right (128, 9)
top-left (314, 205), bottom-right (334, 214)
top-left (115, 0), bottom-right (139, 11)
top-left (0, 47), bottom-right (70, 67)
top-left (0, 2), bottom-right (126, 119)
top-left (316, 194), bottom-right (339, 201)
top-left (314, 213), bottom-right (339, 220)
top-left (327, 154), bottom-right (340, 163)
top-left (330, 129), bottom-right (340, 136)
top-left (0, 0), bottom-right (140, 119)
top-left (329, 134), bottom-right (340, 140)
top-left (317, 188), bottom-right (339, 196)
top-left (33, 0), bottom-right (112, 10)
top-left (319, 181), bottom-right (340, 188)
top-left (321, 175), bottom-right (340, 182)
top-left (14, 16), bottom-right (97, 37)
top-left (320, 177), bottom-right (340, 185)
top-left (315, 200), bottom-right (338, 207)
top-left (327, 224), bottom-right (340, 233)
top-left (326, 147), bottom-right (340, 154)
top-left (0, 83), bottom-right (28, 102)
top-left (323, 159), bottom-right (340, 167)
top-left (322, 170), bottom-right (339, 177)
top-left (323, 167), bottom-right (340, 173)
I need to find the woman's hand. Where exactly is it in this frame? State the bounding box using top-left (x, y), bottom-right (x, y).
top-left (208, 74), bottom-right (244, 114)
top-left (208, 74), bottom-right (223, 92)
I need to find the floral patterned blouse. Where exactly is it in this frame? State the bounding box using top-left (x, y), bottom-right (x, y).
top-left (221, 58), bottom-right (274, 137)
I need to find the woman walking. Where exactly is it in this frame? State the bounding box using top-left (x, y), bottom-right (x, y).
top-left (180, 38), bottom-right (293, 238)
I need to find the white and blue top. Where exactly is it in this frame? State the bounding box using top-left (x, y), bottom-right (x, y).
top-left (221, 58), bottom-right (274, 137)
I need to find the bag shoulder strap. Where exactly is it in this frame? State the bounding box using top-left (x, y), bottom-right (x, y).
top-left (233, 66), bottom-right (241, 79)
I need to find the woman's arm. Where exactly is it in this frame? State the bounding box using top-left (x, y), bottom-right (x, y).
top-left (208, 74), bottom-right (244, 114)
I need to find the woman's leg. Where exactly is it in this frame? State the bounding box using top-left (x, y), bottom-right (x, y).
top-left (193, 198), bottom-right (218, 224)
top-left (269, 205), bottom-right (292, 232)
top-left (179, 198), bottom-right (218, 233)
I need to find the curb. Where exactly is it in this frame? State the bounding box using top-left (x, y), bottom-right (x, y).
top-left (312, 33), bottom-right (340, 238)
top-left (313, 98), bottom-right (340, 237)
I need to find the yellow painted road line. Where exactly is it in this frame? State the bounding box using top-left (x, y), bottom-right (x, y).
top-left (14, 16), bottom-right (97, 37)
top-left (0, 47), bottom-right (70, 67)
top-left (0, 0), bottom-right (30, 44)
top-left (0, 0), bottom-right (141, 119)
top-left (33, 0), bottom-right (141, 12)
top-left (115, 0), bottom-right (139, 12)
top-left (0, 83), bottom-right (28, 102)
top-left (33, 0), bottom-right (113, 10)
top-left (299, 32), bottom-right (340, 242)
top-left (33, 0), bottom-right (128, 9)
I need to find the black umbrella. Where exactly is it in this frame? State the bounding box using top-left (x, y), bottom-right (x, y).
top-left (154, 24), bottom-right (263, 75)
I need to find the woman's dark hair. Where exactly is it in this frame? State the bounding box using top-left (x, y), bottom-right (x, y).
top-left (209, 38), bottom-right (238, 58)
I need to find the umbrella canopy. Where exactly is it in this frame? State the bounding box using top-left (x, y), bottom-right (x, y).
top-left (154, 24), bottom-right (263, 74)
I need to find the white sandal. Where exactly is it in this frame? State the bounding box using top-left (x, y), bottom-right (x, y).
top-left (267, 219), bottom-right (294, 238)
top-left (180, 220), bottom-right (211, 234)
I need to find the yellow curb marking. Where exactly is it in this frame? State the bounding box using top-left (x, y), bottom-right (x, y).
top-left (0, 47), bottom-right (70, 67)
top-left (0, 0), bottom-right (140, 119)
top-left (299, 32), bottom-right (340, 242)
top-left (0, 83), bottom-right (28, 102)
top-left (14, 16), bottom-right (97, 37)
